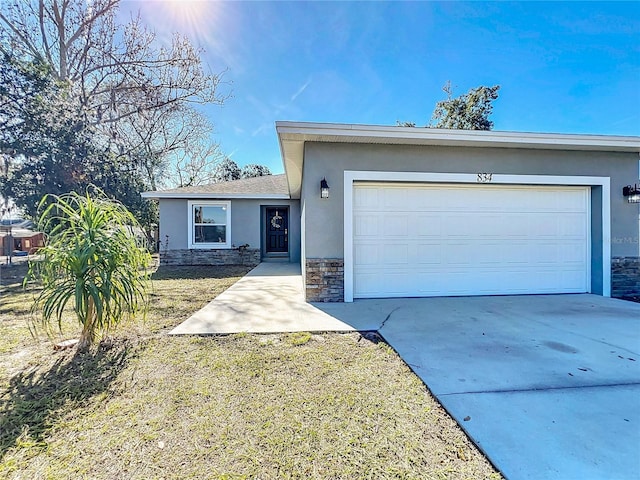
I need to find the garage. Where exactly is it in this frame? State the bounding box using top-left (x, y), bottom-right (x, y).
top-left (353, 182), bottom-right (590, 299)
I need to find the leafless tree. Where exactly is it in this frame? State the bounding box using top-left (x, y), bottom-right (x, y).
top-left (0, 0), bottom-right (227, 123)
top-left (0, 0), bottom-right (229, 192)
top-left (168, 140), bottom-right (225, 189)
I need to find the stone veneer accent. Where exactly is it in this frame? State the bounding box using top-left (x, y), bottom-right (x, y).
top-left (612, 256), bottom-right (640, 298)
top-left (305, 258), bottom-right (344, 302)
top-left (161, 248), bottom-right (261, 267)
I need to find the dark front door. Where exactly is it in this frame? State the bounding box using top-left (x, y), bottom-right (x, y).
top-left (266, 207), bottom-right (288, 254)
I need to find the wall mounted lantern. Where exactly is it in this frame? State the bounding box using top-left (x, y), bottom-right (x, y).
top-left (320, 178), bottom-right (329, 199)
top-left (623, 184), bottom-right (640, 203)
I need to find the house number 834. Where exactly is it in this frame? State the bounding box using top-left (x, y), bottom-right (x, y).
top-left (477, 173), bottom-right (493, 183)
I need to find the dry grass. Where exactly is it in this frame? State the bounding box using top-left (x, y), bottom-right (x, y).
top-left (0, 263), bottom-right (501, 480)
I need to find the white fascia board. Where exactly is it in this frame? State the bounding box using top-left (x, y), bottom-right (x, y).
top-left (278, 121), bottom-right (639, 206)
top-left (141, 192), bottom-right (290, 200)
top-left (276, 121), bottom-right (640, 152)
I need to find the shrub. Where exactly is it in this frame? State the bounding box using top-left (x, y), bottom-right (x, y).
top-left (27, 189), bottom-right (152, 350)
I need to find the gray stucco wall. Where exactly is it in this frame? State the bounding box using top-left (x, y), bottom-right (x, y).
top-left (301, 142), bottom-right (639, 259)
top-left (158, 199), bottom-right (188, 251)
top-left (158, 198), bottom-right (301, 262)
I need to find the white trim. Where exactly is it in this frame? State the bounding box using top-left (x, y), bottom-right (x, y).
top-left (142, 192), bottom-right (289, 200)
top-left (586, 188), bottom-right (592, 294)
top-left (277, 121), bottom-right (638, 199)
top-left (277, 121), bottom-right (640, 150)
top-left (343, 171), bottom-right (611, 302)
top-left (602, 181), bottom-right (611, 295)
top-left (187, 200), bottom-right (232, 249)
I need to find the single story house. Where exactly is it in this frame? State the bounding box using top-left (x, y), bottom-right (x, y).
top-left (0, 225), bottom-right (45, 256)
top-left (142, 122), bottom-right (640, 302)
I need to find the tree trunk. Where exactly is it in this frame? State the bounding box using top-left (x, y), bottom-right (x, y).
top-left (77, 296), bottom-right (95, 351)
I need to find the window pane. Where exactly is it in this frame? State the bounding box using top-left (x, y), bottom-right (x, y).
top-left (194, 225), bottom-right (227, 243)
top-left (194, 206), bottom-right (226, 224)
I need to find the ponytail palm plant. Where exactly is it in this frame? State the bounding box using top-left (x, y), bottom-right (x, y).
top-left (28, 189), bottom-right (152, 350)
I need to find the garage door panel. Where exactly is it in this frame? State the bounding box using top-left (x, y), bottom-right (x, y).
top-left (527, 215), bottom-right (559, 237)
top-left (557, 190), bottom-right (588, 210)
top-left (354, 187), bottom-right (379, 208)
top-left (559, 243), bottom-right (587, 263)
top-left (416, 215), bottom-right (442, 236)
top-left (382, 243), bottom-right (408, 264)
top-left (382, 188), bottom-right (408, 208)
top-left (353, 183), bottom-right (589, 298)
top-left (561, 269), bottom-right (587, 289)
top-left (445, 243), bottom-right (479, 265)
top-left (527, 243), bottom-right (559, 263)
top-left (382, 215), bottom-right (408, 236)
top-left (499, 242), bottom-right (530, 264)
top-left (354, 215), bottom-right (378, 236)
top-left (561, 214), bottom-right (588, 236)
top-left (444, 213), bottom-right (530, 238)
top-left (503, 270), bottom-right (556, 292)
top-left (415, 243), bottom-right (443, 264)
top-left (378, 272), bottom-right (411, 294)
top-left (414, 189), bottom-right (445, 209)
top-left (354, 272), bottom-right (379, 296)
top-left (354, 243), bottom-right (379, 266)
top-left (474, 241), bottom-right (505, 266)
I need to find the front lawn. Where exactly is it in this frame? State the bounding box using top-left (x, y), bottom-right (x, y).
top-left (0, 263), bottom-right (500, 479)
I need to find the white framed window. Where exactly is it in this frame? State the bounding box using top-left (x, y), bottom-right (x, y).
top-left (187, 201), bottom-right (231, 249)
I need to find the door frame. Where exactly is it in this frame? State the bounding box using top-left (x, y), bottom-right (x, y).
top-left (261, 205), bottom-right (290, 260)
top-left (343, 171), bottom-right (611, 302)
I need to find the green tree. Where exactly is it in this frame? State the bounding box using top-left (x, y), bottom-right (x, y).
top-left (397, 82), bottom-right (500, 131)
top-left (430, 82), bottom-right (500, 130)
top-left (0, 0), bottom-right (227, 224)
top-left (0, 54), bottom-right (101, 218)
top-left (241, 164), bottom-right (272, 179)
top-left (27, 188), bottom-right (152, 351)
top-left (212, 158), bottom-right (241, 183)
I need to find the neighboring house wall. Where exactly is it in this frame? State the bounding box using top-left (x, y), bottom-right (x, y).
top-left (0, 232), bottom-right (45, 254)
top-left (158, 198), bottom-right (301, 265)
top-left (301, 142), bottom-right (639, 301)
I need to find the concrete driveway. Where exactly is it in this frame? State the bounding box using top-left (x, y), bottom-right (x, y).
top-left (174, 263), bottom-right (640, 479)
top-left (362, 295), bottom-right (640, 480)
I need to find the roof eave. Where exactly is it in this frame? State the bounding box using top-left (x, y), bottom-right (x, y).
top-left (276, 121), bottom-right (640, 198)
top-left (141, 192), bottom-right (291, 200)
top-left (276, 121), bottom-right (640, 150)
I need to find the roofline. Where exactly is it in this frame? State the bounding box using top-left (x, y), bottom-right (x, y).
top-left (276, 121), bottom-right (640, 150)
top-left (276, 121), bottom-right (640, 198)
top-left (141, 192), bottom-right (290, 200)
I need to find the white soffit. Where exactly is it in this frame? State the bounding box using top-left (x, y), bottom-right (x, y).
top-left (276, 121), bottom-right (640, 198)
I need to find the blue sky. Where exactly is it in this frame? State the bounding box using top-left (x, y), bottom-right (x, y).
top-left (120, 1), bottom-right (640, 174)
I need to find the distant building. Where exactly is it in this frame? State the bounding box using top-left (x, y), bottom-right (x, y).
top-left (0, 225), bottom-right (44, 256)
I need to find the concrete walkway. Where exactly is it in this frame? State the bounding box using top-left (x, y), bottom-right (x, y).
top-left (170, 262), bottom-right (379, 334)
top-left (172, 262), bottom-right (640, 480)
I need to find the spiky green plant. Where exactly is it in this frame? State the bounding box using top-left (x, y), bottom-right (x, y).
top-left (27, 189), bottom-right (152, 350)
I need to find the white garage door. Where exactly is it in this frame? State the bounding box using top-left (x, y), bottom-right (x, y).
top-left (353, 183), bottom-right (590, 298)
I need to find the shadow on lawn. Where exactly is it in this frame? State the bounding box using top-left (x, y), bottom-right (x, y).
top-left (151, 265), bottom-right (252, 281)
top-left (0, 264), bottom-right (29, 292)
top-left (0, 339), bottom-right (135, 459)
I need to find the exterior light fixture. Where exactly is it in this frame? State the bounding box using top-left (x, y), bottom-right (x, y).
top-left (320, 178), bottom-right (329, 199)
top-left (623, 184), bottom-right (640, 203)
